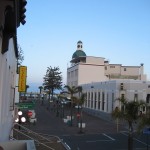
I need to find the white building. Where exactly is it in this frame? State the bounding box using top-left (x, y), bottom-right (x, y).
top-left (0, 0), bottom-right (26, 142)
top-left (67, 41), bottom-right (150, 119)
top-left (82, 80), bottom-right (150, 119)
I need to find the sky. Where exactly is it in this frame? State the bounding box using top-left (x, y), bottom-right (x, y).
top-left (17, 0), bottom-right (150, 92)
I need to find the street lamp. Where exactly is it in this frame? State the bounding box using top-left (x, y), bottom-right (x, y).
top-left (15, 110), bottom-right (26, 129)
top-left (61, 101), bottom-right (65, 118)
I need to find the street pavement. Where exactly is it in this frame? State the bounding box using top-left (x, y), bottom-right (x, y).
top-left (28, 100), bottom-right (125, 135)
top-left (26, 100), bottom-right (149, 150)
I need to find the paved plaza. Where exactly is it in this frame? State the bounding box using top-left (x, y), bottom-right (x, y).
top-left (28, 100), bottom-right (126, 136)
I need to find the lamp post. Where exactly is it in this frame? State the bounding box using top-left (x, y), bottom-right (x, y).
top-left (61, 101), bottom-right (65, 118)
top-left (15, 109), bottom-right (26, 130)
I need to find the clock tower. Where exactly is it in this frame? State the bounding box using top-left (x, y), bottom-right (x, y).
top-left (77, 40), bottom-right (83, 51)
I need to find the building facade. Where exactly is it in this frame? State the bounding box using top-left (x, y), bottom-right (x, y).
top-left (67, 41), bottom-right (150, 119)
top-left (82, 80), bottom-right (150, 119)
top-left (0, 0), bottom-right (27, 142)
top-left (67, 41), bottom-right (146, 87)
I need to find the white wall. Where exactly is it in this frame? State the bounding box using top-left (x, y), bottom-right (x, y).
top-left (0, 38), bottom-right (17, 141)
top-left (82, 80), bottom-right (150, 114)
top-left (78, 64), bottom-right (107, 85)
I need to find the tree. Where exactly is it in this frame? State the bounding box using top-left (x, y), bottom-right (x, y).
top-left (26, 85), bottom-right (29, 92)
top-left (78, 86), bottom-right (82, 97)
top-left (76, 86), bottom-right (83, 124)
top-left (23, 85), bottom-right (29, 98)
top-left (138, 105), bottom-right (150, 132)
top-left (17, 45), bottom-right (24, 67)
top-left (43, 66), bottom-right (62, 101)
top-left (112, 98), bottom-right (146, 150)
top-left (62, 85), bottom-right (79, 126)
top-left (75, 93), bottom-right (86, 133)
top-left (57, 93), bottom-right (66, 118)
top-left (38, 86), bottom-right (43, 94)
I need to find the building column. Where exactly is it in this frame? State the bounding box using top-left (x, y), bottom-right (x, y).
top-left (96, 90), bottom-right (98, 110)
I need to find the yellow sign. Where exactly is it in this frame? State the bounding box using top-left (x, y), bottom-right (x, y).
top-left (18, 66), bottom-right (27, 92)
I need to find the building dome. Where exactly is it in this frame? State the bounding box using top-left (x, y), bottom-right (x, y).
top-left (77, 40), bottom-right (82, 44)
top-left (72, 50), bottom-right (86, 59)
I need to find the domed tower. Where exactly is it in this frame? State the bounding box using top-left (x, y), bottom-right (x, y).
top-left (71, 41), bottom-right (86, 64)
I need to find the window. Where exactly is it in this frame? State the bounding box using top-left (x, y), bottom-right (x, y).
top-left (124, 68), bottom-right (126, 71)
top-left (68, 72), bottom-right (70, 78)
top-left (94, 92), bottom-right (97, 109)
top-left (71, 71), bottom-right (73, 77)
top-left (105, 66), bottom-right (107, 70)
top-left (98, 92), bottom-right (100, 101)
top-left (91, 92), bottom-right (93, 108)
top-left (134, 94), bottom-right (138, 101)
top-left (121, 94), bottom-right (125, 99)
top-left (110, 66), bottom-right (115, 68)
top-left (95, 92), bottom-right (97, 100)
top-left (102, 92), bottom-right (105, 111)
top-left (146, 94), bottom-right (150, 103)
top-left (98, 92), bottom-right (101, 110)
top-left (75, 69), bottom-right (78, 76)
top-left (91, 92), bottom-right (93, 100)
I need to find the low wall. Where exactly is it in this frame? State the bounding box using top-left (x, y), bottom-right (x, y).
top-left (83, 108), bottom-right (112, 121)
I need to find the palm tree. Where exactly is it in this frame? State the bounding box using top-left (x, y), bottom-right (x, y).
top-left (62, 85), bottom-right (79, 126)
top-left (112, 98), bottom-right (145, 150)
top-left (26, 85), bottom-right (29, 92)
top-left (24, 85), bottom-right (29, 99)
top-left (138, 104), bottom-right (150, 132)
top-left (38, 86), bottom-right (43, 94)
top-left (78, 86), bottom-right (82, 97)
top-left (77, 86), bottom-right (83, 124)
top-left (76, 93), bottom-right (86, 133)
top-left (57, 94), bottom-right (65, 118)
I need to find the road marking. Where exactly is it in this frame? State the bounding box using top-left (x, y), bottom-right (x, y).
top-left (86, 139), bottom-right (112, 143)
top-left (103, 133), bottom-right (115, 141)
top-left (86, 133), bottom-right (115, 143)
top-left (121, 132), bottom-right (150, 147)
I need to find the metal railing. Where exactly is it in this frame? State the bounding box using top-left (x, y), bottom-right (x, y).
top-left (13, 123), bottom-right (67, 150)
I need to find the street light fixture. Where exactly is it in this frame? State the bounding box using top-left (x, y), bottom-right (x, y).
top-left (15, 110), bottom-right (26, 129)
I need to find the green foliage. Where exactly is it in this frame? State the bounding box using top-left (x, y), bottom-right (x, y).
top-left (75, 93), bottom-right (86, 106)
top-left (112, 98), bottom-right (145, 123)
top-left (63, 85), bottom-right (79, 97)
top-left (112, 107), bottom-right (123, 119)
top-left (26, 85), bottom-right (29, 92)
top-left (38, 86), bottom-right (43, 94)
top-left (17, 45), bottom-right (24, 66)
top-left (43, 66), bottom-right (62, 98)
top-left (112, 98), bottom-right (146, 150)
top-left (138, 106), bottom-right (150, 132)
top-left (62, 85), bottom-right (79, 126)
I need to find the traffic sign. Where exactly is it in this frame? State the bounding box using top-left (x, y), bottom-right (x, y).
top-left (28, 111), bottom-right (33, 117)
top-left (143, 128), bottom-right (150, 134)
top-left (16, 102), bottom-right (35, 109)
top-left (77, 113), bottom-right (80, 117)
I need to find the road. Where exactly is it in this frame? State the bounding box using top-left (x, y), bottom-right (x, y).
top-left (61, 133), bottom-right (149, 150)
top-left (27, 100), bottom-right (149, 150)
